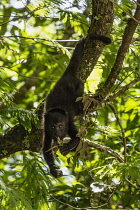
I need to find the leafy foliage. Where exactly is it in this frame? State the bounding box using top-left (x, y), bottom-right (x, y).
top-left (0, 0), bottom-right (140, 209)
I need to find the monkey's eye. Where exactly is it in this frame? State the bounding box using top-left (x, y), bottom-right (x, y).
top-left (50, 125), bottom-right (55, 129)
top-left (58, 124), bottom-right (63, 128)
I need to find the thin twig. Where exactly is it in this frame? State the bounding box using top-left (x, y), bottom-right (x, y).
top-left (125, 178), bottom-right (140, 189)
top-left (107, 76), bottom-right (140, 101)
top-left (132, 0), bottom-right (140, 6)
top-left (111, 0), bottom-right (140, 23)
top-left (111, 71), bottom-right (134, 94)
top-left (85, 139), bottom-right (124, 163)
top-left (0, 35), bottom-right (76, 42)
top-left (52, 188), bottom-right (117, 209)
top-left (108, 104), bottom-right (127, 162)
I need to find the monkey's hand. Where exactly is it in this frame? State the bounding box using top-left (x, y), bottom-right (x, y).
top-left (59, 143), bottom-right (71, 156)
top-left (50, 165), bottom-right (63, 178)
top-left (59, 138), bottom-right (80, 156)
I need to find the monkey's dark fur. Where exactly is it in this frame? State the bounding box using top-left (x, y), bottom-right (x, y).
top-left (42, 34), bottom-right (111, 178)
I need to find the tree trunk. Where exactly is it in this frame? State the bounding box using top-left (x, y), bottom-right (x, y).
top-left (77, 0), bottom-right (114, 82)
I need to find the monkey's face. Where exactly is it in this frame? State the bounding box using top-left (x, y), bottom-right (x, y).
top-left (49, 122), bottom-right (68, 140)
top-left (45, 110), bottom-right (68, 141)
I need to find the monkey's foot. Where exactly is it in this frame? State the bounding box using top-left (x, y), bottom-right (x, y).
top-left (50, 165), bottom-right (63, 178)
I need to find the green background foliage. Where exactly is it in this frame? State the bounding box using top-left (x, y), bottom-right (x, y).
top-left (0, 0), bottom-right (140, 209)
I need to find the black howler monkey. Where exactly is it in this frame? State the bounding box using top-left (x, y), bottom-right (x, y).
top-left (42, 34), bottom-right (111, 178)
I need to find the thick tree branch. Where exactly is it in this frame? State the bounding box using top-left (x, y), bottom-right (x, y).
top-left (0, 125), bottom-right (124, 163)
top-left (0, 125), bottom-right (42, 159)
top-left (77, 0), bottom-right (114, 82)
top-left (97, 0), bottom-right (140, 99)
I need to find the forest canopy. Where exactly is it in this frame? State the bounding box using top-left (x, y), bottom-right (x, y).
top-left (0, 0), bottom-right (140, 209)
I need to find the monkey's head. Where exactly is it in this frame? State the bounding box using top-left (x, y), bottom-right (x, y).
top-left (45, 108), bottom-right (68, 141)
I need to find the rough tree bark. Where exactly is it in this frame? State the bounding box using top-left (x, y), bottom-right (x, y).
top-left (77, 0), bottom-right (114, 81)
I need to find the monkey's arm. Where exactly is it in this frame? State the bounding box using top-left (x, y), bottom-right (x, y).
top-left (42, 135), bottom-right (63, 178)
